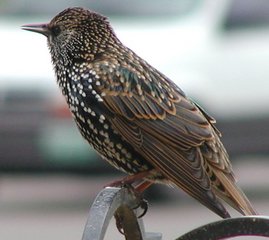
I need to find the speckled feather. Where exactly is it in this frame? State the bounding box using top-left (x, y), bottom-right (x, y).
top-left (24, 7), bottom-right (257, 218)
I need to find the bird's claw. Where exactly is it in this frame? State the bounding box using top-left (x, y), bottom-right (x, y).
top-left (114, 188), bottom-right (148, 235)
top-left (124, 183), bottom-right (149, 218)
top-left (133, 198), bottom-right (148, 218)
top-left (114, 212), bottom-right (125, 235)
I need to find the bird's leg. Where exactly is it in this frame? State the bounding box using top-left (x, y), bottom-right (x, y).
top-left (135, 180), bottom-right (153, 193)
top-left (104, 170), bottom-right (152, 188)
top-left (106, 171), bottom-right (153, 220)
top-left (131, 180), bottom-right (153, 218)
top-left (114, 182), bottom-right (151, 235)
top-left (121, 180), bottom-right (152, 218)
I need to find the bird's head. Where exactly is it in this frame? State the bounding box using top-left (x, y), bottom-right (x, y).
top-left (22, 7), bottom-right (118, 64)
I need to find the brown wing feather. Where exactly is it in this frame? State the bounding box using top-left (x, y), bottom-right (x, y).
top-left (91, 56), bottom-right (257, 217)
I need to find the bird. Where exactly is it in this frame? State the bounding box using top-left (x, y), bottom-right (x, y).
top-left (22, 7), bottom-right (257, 218)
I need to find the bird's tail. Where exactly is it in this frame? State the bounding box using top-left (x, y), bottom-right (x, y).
top-left (214, 170), bottom-right (258, 216)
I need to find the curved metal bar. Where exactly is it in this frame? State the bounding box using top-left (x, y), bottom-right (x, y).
top-left (81, 187), bottom-right (162, 240)
top-left (81, 186), bottom-right (269, 240)
top-left (176, 216), bottom-right (269, 240)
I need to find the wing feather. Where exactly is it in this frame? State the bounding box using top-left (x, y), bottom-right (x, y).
top-left (88, 57), bottom-right (256, 217)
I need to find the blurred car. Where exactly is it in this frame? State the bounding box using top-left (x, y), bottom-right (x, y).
top-left (0, 0), bottom-right (268, 172)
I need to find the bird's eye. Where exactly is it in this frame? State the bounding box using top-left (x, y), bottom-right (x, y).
top-left (51, 26), bottom-right (61, 36)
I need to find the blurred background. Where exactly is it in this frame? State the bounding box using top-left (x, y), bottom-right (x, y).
top-left (0, 0), bottom-right (269, 239)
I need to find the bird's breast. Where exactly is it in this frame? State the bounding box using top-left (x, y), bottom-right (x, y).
top-left (54, 66), bottom-right (152, 175)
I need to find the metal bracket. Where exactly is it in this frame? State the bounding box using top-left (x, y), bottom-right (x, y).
top-left (81, 187), bottom-right (162, 240)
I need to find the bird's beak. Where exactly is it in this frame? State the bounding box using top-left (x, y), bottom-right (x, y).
top-left (21, 23), bottom-right (50, 37)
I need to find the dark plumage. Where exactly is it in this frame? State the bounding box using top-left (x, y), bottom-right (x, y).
top-left (22, 7), bottom-right (257, 218)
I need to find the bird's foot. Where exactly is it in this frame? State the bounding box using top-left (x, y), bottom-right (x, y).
top-left (125, 183), bottom-right (149, 218)
top-left (114, 212), bottom-right (125, 235)
top-left (114, 184), bottom-right (149, 235)
top-left (105, 172), bottom-right (153, 222)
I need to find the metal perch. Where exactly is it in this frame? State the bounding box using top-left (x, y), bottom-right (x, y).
top-left (81, 186), bottom-right (162, 240)
top-left (81, 186), bottom-right (269, 240)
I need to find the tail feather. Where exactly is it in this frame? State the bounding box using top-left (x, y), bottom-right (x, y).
top-left (214, 170), bottom-right (258, 216)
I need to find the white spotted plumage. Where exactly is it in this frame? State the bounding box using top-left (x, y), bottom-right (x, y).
top-left (24, 7), bottom-right (257, 218)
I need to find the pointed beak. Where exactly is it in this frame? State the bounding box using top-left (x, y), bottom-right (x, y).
top-left (21, 23), bottom-right (50, 37)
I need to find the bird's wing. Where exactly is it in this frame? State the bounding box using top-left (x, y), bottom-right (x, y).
top-left (89, 59), bottom-right (235, 217)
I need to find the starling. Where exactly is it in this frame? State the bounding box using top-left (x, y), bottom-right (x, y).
top-left (22, 7), bottom-right (257, 218)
